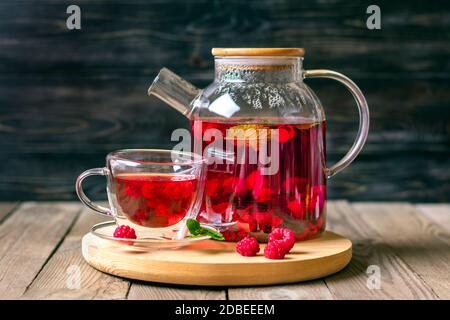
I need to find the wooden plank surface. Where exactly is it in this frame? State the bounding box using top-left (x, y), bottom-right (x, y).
top-left (228, 282), bottom-right (333, 300)
top-left (0, 1), bottom-right (449, 203)
top-left (22, 208), bottom-right (130, 300)
top-left (416, 204), bottom-right (450, 232)
top-left (323, 201), bottom-right (438, 299)
top-left (352, 202), bottom-right (450, 299)
top-left (128, 283), bottom-right (226, 300)
top-left (0, 202), bottom-right (18, 222)
top-left (0, 201), bottom-right (448, 300)
top-left (0, 202), bottom-right (80, 299)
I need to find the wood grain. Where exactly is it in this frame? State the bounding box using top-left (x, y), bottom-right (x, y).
top-left (0, 201), bottom-right (447, 299)
top-left (0, 0), bottom-right (448, 202)
top-left (416, 204), bottom-right (450, 232)
top-left (22, 208), bottom-right (130, 300)
top-left (228, 282), bottom-right (333, 300)
top-left (0, 202), bottom-right (80, 299)
top-left (128, 283), bottom-right (226, 300)
top-left (0, 202), bottom-right (18, 223)
top-left (82, 231), bottom-right (351, 286)
top-left (352, 202), bottom-right (450, 299)
top-left (324, 201), bottom-right (438, 299)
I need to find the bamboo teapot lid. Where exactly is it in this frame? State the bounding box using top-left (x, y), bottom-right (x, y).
top-left (211, 48), bottom-right (304, 57)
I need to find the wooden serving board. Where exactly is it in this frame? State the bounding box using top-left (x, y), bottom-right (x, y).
top-left (82, 231), bottom-right (352, 286)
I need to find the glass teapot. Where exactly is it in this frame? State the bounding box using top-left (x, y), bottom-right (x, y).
top-left (148, 48), bottom-right (369, 241)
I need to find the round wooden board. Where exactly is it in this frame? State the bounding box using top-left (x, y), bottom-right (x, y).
top-left (82, 231), bottom-right (352, 286)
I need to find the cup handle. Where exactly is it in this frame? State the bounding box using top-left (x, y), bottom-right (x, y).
top-left (75, 167), bottom-right (112, 216)
top-left (304, 69), bottom-right (370, 179)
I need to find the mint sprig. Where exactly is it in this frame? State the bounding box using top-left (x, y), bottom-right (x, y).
top-left (186, 219), bottom-right (225, 241)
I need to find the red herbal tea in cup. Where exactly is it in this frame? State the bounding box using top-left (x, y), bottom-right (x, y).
top-left (76, 149), bottom-right (206, 239)
top-left (114, 173), bottom-right (198, 228)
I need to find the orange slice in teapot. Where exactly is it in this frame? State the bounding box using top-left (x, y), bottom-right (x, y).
top-left (226, 124), bottom-right (269, 147)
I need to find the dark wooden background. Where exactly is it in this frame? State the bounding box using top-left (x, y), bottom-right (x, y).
top-left (0, 0), bottom-right (448, 202)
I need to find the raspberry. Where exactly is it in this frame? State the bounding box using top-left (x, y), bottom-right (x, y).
top-left (264, 241), bottom-right (287, 259)
top-left (233, 178), bottom-right (247, 196)
top-left (124, 182), bottom-right (141, 199)
top-left (233, 229), bottom-right (248, 242)
top-left (132, 209), bottom-right (149, 225)
top-left (271, 216), bottom-right (283, 228)
top-left (253, 187), bottom-right (272, 203)
top-left (222, 176), bottom-right (235, 193)
top-left (277, 126), bottom-right (295, 143)
top-left (236, 237), bottom-right (260, 256)
top-left (287, 200), bottom-right (306, 219)
top-left (223, 230), bottom-right (237, 242)
top-left (268, 227), bottom-right (296, 253)
top-left (113, 225), bottom-right (137, 239)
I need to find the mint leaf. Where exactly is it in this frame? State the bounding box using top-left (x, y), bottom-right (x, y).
top-left (203, 228), bottom-right (225, 241)
top-left (186, 219), bottom-right (224, 241)
top-left (186, 218), bottom-right (202, 235)
top-left (186, 234), bottom-right (206, 239)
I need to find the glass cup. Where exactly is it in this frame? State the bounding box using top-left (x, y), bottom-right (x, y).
top-left (75, 149), bottom-right (206, 240)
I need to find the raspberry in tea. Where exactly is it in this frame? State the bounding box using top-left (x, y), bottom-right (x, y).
top-left (114, 173), bottom-right (198, 228)
top-left (192, 120), bottom-right (327, 241)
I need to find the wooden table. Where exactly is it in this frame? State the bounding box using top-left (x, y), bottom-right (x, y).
top-left (0, 201), bottom-right (448, 300)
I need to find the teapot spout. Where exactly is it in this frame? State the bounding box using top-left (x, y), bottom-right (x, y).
top-left (148, 68), bottom-right (200, 118)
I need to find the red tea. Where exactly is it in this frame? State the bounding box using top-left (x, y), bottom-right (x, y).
top-left (114, 173), bottom-right (198, 228)
top-left (192, 120), bottom-right (327, 241)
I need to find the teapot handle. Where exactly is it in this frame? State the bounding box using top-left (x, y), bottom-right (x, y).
top-left (304, 69), bottom-right (370, 178)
